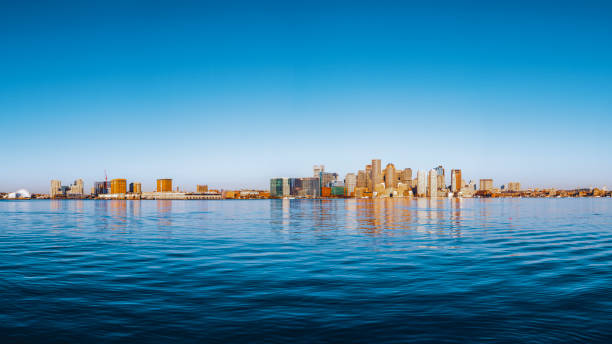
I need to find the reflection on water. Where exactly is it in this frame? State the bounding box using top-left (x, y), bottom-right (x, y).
top-left (0, 199), bottom-right (611, 343)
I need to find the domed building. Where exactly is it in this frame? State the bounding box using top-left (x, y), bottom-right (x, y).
top-left (7, 189), bottom-right (31, 199)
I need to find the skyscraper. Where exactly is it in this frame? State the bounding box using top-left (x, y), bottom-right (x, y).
top-left (356, 170), bottom-right (367, 188)
top-left (416, 170), bottom-right (427, 197)
top-left (313, 165), bottom-right (325, 177)
top-left (384, 163), bottom-right (397, 188)
top-left (50, 180), bottom-right (61, 198)
top-left (428, 169), bottom-right (438, 197)
top-left (365, 164), bottom-right (372, 191)
top-left (451, 169), bottom-right (462, 193)
top-left (344, 173), bottom-right (356, 196)
top-left (157, 179), bottom-right (173, 192)
top-left (371, 159), bottom-right (382, 187)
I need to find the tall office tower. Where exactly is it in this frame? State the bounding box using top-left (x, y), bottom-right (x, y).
top-left (400, 168), bottom-right (412, 184)
top-left (50, 180), bottom-right (61, 198)
top-left (416, 170), bottom-right (427, 197)
top-left (365, 164), bottom-right (372, 191)
top-left (197, 185), bottom-right (209, 193)
top-left (110, 179), bottom-right (127, 194)
top-left (384, 163), bottom-right (397, 188)
top-left (93, 181), bottom-right (109, 196)
top-left (344, 173), bottom-right (356, 196)
top-left (157, 179), bottom-right (173, 192)
top-left (371, 159), bottom-right (382, 187)
top-left (428, 169), bottom-right (438, 197)
top-left (451, 169), bottom-right (462, 193)
top-left (356, 170), bottom-right (367, 188)
top-left (434, 165), bottom-right (445, 190)
top-left (313, 165), bottom-right (325, 177)
top-left (480, 179), bottom-right (493, 191)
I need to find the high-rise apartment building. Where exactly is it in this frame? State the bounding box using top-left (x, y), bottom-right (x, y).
top-left (428, 169), bottom-right (438, 197)
top-left (196, 185), bottom-right (209, 193)
top-left (480, 179), bottom-right (493, 191)
top-left (313, 165), bottom-right (325, 177)
top-left (416, 170), bottom-right (427, 197)
top-left (110, 179), bottom-right (127, 194)
top-left (157, 179), bottom-right (173, 192)
top-left (344, 173), bottom-right (356, 196)
top-left (129, 182), bottom-right (142, 194)
top-left (50, 180), bottom-right (61, 198)
top-left (451, 169), bottom-right (462, 193)
top-left (384, 163), bottom-right (397, 188)
top-left (68, 179), bottom-right (84, 195)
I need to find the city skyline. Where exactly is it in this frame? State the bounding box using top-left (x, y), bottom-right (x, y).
top-left (2, 1), bottom-right (612, 192)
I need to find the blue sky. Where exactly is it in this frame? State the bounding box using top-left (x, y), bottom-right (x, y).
top-left (1, 1), bottom-right (611, 193)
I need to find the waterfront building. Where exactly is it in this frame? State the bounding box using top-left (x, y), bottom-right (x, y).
top-left (51, 179), bottom-right (84, 198)
top-left (400, 168), bottom-right (412, 184)
top-left (507, 182), bottom-right (521, 192)
top-left (451, 169), bottom-right (462, 193)
top-left (270, 178), bottom-right (290, 198)
top-left (365, 164), bottom-right (372, 191)
top-left (93, 181), bottom-right (109, 196)
top-left (300, 177), bottom-right (320, 198)
top-left (129, 182), bottom-right (142, 194)
top-left (344, 173), bottom-right (356, 197)
top-left (67, 179), bottom-right (84, 196)
top-left (428, 169), bottom-right (438, 197)
top-left (50, 180), bottom-right (61, 198)
top-left (371, 159), bottom-right (382, 187)
top-left (417, 170), bottom-right (427, 197)
top-left (110, 179), bottom-right (127, 194)
top-left (197, 185), bottom-right (208, 193)
top-left (356, 170), bottom-right (367, 188)
top-left (157, 179), bottom-right (173, 192)
top-left (480, 179), bottom-right (493, 191)
top-left (384, 163), bottom-right (397, 188)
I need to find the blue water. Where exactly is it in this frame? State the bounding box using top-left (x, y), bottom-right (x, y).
top-left (0, 199), bottom-right (611, 343)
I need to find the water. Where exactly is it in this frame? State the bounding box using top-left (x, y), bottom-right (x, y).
top-left (0, 199), bottom-right (611, 343)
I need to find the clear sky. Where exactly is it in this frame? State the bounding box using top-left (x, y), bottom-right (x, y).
top-left (1, 1), bottom-right (611, 193)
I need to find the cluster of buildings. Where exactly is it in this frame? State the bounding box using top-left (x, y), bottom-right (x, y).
top-left (47, 178), bottom-right (268, 200)
top-left (271, 159), bottom-right (527, 199)
top-left (0, 163), bottom-right (609, 200)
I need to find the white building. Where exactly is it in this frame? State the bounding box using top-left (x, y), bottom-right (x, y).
top-left (344, 173), bottom-right (356, 196)
top-left (8, 189), bottom-right (31, 199)
top-left (428, 169), bottom-right (438, 197)
top-left (417, 170), bottom-right (427, 197)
